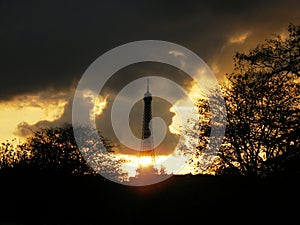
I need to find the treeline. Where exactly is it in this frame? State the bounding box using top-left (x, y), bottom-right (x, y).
top-left (0, 124), bottom-right (121, 177)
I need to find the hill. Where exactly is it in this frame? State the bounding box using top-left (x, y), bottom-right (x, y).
top-left (1, 169), bottom-right (299, 225)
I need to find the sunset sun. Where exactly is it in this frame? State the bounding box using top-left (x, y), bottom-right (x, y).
top-left (138, 156), bottom-right (153, 167)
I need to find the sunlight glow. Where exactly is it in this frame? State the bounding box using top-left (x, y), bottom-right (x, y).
top-left (138, 156), bottom-right (153, 167)
top-left (0, 94), bottom-right (67, 143)
top-left (169, 68), bottom-right (209, 137)
top-left (166, 67), bottom-right (219, 175)
top-left (115, 153), bottom-right (192, 177)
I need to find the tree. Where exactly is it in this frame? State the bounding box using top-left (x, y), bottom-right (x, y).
top-left (128, 164), bottom-right (170, 186)
top-left (193, 24), bottom-right (300, 177)
top-left (26, 124), bottom-right (95, 175)
top-left (0, 139), bottom-right (30, 171)
top-left (1, 123), bottom-right (128, 182)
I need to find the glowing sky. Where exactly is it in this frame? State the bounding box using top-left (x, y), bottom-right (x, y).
top-left (0, 93), bottom-right (67, 143)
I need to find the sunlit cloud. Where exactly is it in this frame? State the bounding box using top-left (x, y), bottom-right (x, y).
top-left (168, 50), bottom-right (185, 57)
top-left (0, 93), bottom-right (68, 143)
top-left (82, 90), bottom-right (108, 121)
top-left (168, 68), bottom-right (205, 137)
top-left (190, 68), bottom-right (219, 100)
top-left (229, 31), bottom-right (251, 44)
top-left (166, 66), bottom-right (221, 174)
top-left (168, 50), bottom-right (187, 69)
top-left (169, 105), bottom-right (196, 135)
top-left (169, 106), bottom-right (182, 135)
top-left (210, 62), bottom-right (220, 75)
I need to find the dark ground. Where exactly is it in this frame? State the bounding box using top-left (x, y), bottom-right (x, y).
top-left (1, 169), bottom-right (299, 225)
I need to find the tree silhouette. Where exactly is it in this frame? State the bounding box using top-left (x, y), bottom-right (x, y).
top-left (128, 164), bottom-right (170, 186)
top-left (25, 124), bottom-right (94, 175)
top-left (0, 139), bottom-right (30, 171)
top-left (0, 124), bottom-right (128, 181)
top-left (193, 24), bottom-right (300, 177)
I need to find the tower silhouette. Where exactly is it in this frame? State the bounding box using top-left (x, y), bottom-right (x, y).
top-left (139, 79), bottom-right (155, 166)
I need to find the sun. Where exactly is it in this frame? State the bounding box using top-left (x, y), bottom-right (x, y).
top-left (138, 156), bottom-right (153, 167)
top-left (115, 153), bottom-right (190, 177)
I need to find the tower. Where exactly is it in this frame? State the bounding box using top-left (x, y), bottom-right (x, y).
top-left (139, 79), bottom-right (155, 166)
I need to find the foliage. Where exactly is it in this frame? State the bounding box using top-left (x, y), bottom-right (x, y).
top-left (193, 24), bottom-right (300, 177)
top-left (0, 139), bottom-right (30, 170)
top-left (0, 124), bottom-right (128, 181)
top-left (128, 164), bottom-right (170, 185)
top-left (26, 124), bottom-right (95, 175)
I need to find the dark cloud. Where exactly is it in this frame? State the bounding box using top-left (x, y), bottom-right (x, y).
top-left (95, 62), bottom-right (189, 155)
top-left (100, 62), bottom-right (192, 96)
top-left (3, 0), bottom-right (300, 154)
top-left (5, 0), bottom-right (300, 152)
top-left (1, 0), bottom-right (300, 100)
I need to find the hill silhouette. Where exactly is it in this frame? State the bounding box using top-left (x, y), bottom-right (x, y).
top-left (1, 169), bottom-right (299, 225)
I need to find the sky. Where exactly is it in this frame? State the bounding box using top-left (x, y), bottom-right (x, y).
top-left (1, 0), bottom-right (300, 175)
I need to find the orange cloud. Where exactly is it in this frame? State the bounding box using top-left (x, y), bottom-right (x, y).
top-left (0, 93), bottom-right (67, 143)
top-left (229, 32), bottom-right (251, 44)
